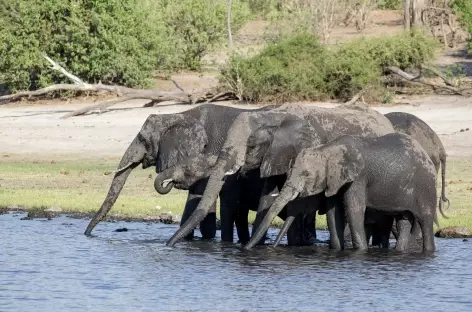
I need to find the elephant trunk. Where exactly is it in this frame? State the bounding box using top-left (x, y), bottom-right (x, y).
top-left (84, 137), bottom-right (144, 235)
top-left (273, 215), bottom-right (295, 247)
top-left (154, 169), bottom-right (176, 195)
top-left (165, 158), bottom-right (230, 246)
top-left (245, 185), bottom-right (299, 250)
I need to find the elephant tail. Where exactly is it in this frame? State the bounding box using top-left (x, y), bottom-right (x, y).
top-left (438, 153), bottom-right (450, 219)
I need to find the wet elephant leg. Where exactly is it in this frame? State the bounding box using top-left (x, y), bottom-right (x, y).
top-left (219, 174), bottom-right (240, 242)
top-left (394, 215), bottom-right (412, 252)
top-left (180, 192), bottom-right (202, 240)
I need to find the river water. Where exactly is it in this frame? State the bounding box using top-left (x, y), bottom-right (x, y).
top-left (1, 212), bottom-right (472, 312)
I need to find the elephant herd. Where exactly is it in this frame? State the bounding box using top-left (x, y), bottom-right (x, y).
top-left (84, 103), bottom-right (449, 253)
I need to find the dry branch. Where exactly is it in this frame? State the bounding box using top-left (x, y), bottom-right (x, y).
top-left (343, 90), bottom-right (364, 105)
top-left (421, 64), bottom-right (457, 87)
top-left (386, 66), bottom-right (465, 95)
top-left (0, 55), bottom-right (237, 118)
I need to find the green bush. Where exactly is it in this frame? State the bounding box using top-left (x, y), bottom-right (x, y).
top-left (378, 0), bottom-right (403, 10)
top-left (162, 0), bottom-right (251, 70)
top-left (220, 31), bottom-right (437, 102)
top-left (0, 0), bottom-right (172, 92)
top-left (452, 0), bottom-right (472, 52)
top-left (0, 0), bottom-right (251, 93)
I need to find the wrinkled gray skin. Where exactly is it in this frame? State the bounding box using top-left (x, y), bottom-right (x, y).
top-left (165, 104), bottom-right (396, 247)
top-left (84, 104), bottom-right (278, 238)
top-left (246, 133), bottom-right (440, 253)
top-left (359, 112), bottom-right (449, 249)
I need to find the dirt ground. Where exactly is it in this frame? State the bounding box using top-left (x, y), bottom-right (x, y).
top-left (1, 95), bottom-right (471, 161)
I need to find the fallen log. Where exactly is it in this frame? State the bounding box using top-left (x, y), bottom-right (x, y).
top-left (0, 55), bottom-right (237, 118)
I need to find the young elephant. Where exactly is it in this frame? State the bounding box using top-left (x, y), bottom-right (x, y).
top-left (245, 133), bottom-right (440, 252)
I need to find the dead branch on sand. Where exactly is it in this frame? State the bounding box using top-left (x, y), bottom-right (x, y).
top-left (386, 66), bottom-right (471, 96)
top-left (0, 55), bottom-right (237, 118)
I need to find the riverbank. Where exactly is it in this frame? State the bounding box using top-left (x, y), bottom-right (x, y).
top-left (1, 97), bottom-right (472, 232)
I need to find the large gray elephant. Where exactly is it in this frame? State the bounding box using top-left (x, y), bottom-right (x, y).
top-left (246, 133), bottom-right (441, 252)
top-left (165, 104), bottom-right (396, 247)
top-left (83, 104), bottom-right (279, 238)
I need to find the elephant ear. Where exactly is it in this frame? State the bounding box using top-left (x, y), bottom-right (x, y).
top-left (325, 144), bottom-right (365, 197)
top-left (156, 117), bottom-right (208, 172)
top-left (260, 117), bottom-right (321, 178)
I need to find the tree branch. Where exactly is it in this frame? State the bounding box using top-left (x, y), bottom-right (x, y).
top-left (386, 66), bottom-right (465, 95)
top-left (43, 54), bottom-right (88, 86)
top-left (343, 90), bottom-right (364, 105)
top-left (421, 64), bottom-right (457, 87)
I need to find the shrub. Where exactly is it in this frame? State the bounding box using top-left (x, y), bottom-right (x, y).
top-left (452, 0), bottom-right (472, 52)
top-left (220, 33), bottom-right (331, 102)
top-left (162, 0), bottom-right (251, 70)
top-left (0, 0), bottom-right (251, 93)
top-left (378, 0), bottom-right (403, 10)
top-left (220, 31), bottom-right (437, 102)
top-left (0, 0), bottom-right (172, 92)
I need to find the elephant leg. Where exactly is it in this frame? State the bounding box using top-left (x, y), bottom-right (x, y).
top-left (418, 217), bottom-right (435, 252)
top-left (199, 205), bottom-right (217, 239)
top-left (219, 174), bottom-right (240, 242)
top-left (394, 215), bottom-right (412, 252)
top-left (303, 211), bottom-right (317, 244)
top-left (326, 196), bottom-right (345, 250)
top-left (343, 183), bottom-right (368, 251)
top-left (180, 192), bottom-right (201, 240)
top-left (235, 207), bottom-right (250, 244)
top-left (286, 212), bottom-right (304, 246)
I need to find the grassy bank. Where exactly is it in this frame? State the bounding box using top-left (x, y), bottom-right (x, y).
top-left (1, 156), bottom-right (471, 231)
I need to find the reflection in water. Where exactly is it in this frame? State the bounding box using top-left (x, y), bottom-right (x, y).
top-left (1, 212), bottom-right (471, 312)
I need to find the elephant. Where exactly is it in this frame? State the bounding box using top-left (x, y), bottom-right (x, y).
top-left (83, 103), bottom-right (279, 238)
top-left (359, 112), bottom-right (449, 249)
top-left (384, 112), bottom-right (449, 209)
top-left (164, 103), bottom-right (396, 247)
top-left (245, 133), bottom-right (444, 253)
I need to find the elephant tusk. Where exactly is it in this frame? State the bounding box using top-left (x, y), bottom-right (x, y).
top-left (290, 191), bottom-right (300, 201)
top-left (104, 162), bottom-right (134, 175)
top-left (161, 178), bottom-right (173, 188)
top-left (271, 193), bottom-right (280, 197)
top-left (224, 165), bottom-right (241, 176)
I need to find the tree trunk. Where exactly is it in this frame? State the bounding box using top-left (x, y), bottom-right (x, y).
top-left (412, 0), bottom-right (426, 29)
top-left (227, 0), bottom-right (233, 53)
top-left (404, 0), bottom-right (411, 29)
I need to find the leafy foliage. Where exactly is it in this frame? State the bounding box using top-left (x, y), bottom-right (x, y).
top-left (220, 31), bottom-right (437, 102)
top-left (162, 0), bottom-right (251, 70)
top-left (452, 0), bottom-right (472, 53)
top-left (0, 0), bottom-right (250, 93)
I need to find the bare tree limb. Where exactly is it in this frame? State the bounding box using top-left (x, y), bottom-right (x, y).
top-left (0, 83), bottom-right (189, 104)
top-left (43, 54), bottom-right (88, 86)
top-left (387, 66), bottom-right (465, 95)
top-left (227, 0), bottom-right (233, 52)
top-left (421, 64), bottom-right (457, 87)
top-left (343, 90), bottom-right (364, 105)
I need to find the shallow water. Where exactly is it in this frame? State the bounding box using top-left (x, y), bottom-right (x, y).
top-left (1, 212), bottom-right (472, 312)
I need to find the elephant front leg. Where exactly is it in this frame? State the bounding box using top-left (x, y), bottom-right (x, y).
top-left (343, 183), bottom-right (368, 251)
top-left (326, 196), bottom-right (345, 250)
top-left (180, 192), bottom-right (201, 240)
top-left (235, 208), bottom-right (250, 244)
top-left (219, 174), bottom-right (241, 242)
top-left (199, 203), bottom-right (217, 240)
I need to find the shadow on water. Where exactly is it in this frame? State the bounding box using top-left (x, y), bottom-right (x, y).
top-left (1, 212), bottom-right (471, 312)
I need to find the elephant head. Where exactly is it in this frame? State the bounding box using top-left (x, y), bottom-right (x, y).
top-left (245, 137), bottom-right (365, 249)
top-left (154, 154), bottom-right (218, 194)
top-left (165, 110), bottom-right (308, 246)
top-left (84, 114), bottom-right (208, 235)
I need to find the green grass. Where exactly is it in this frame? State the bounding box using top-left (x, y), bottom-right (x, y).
top-left (0, 156), bottom-right (471, 231)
